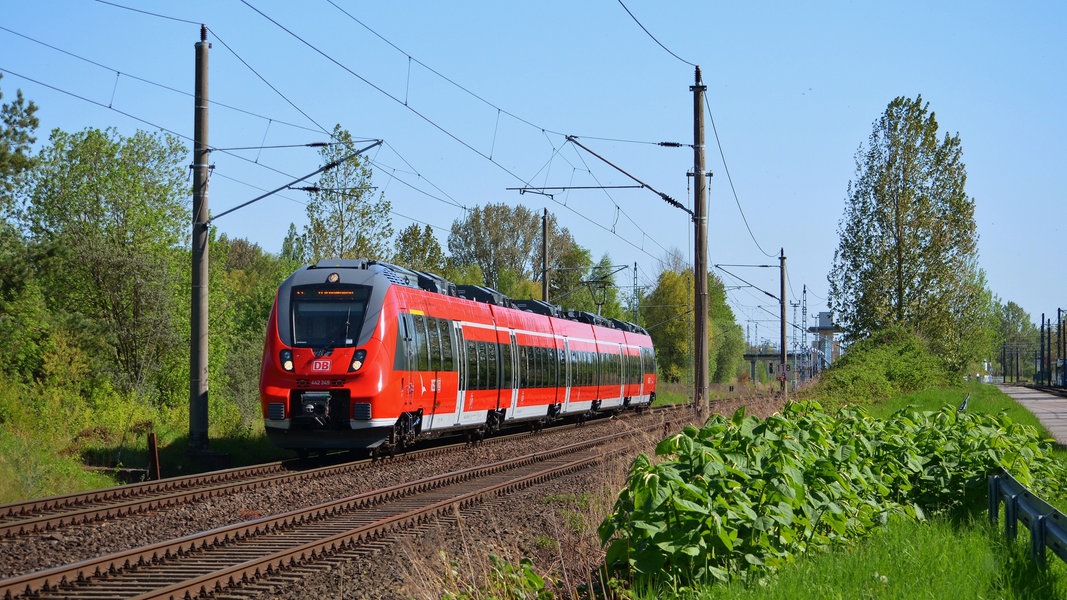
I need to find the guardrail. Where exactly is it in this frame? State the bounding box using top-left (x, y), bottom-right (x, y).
top-left (988, 467), bottom-right (1067, 565)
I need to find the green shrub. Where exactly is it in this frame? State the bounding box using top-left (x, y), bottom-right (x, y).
top-left (598, 401), bottom-right (1065, 592)
top-left (818, 327), bottom-right (950, 407)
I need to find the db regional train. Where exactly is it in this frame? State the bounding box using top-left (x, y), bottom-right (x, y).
top-left (259, 259), bottom-right (657, 456)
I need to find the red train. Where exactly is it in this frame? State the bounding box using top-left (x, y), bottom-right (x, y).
top-left (259, 259), bottom-right (658, 455)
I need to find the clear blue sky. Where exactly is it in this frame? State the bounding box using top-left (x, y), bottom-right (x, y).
top-left (2, 1), bottom-right (1064, 344)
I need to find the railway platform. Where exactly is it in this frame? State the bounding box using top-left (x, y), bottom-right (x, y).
top-left (996, 384), bottom-right (1067, 447)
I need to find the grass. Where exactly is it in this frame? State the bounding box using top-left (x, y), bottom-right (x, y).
top-left (690, 514), bottom-right (1067, 600)
top-left (870, 381), bottom-right (1050, 435)
top-left (0, 427), bottom-right (117, 503)
top-left (0, 371), bottom-right (290, 504)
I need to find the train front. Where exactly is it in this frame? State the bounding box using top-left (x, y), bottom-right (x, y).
top-left (259, 260), bottom-right (396, 453)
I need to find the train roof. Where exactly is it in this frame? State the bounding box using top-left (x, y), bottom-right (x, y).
top-left (299, 258), bottom-right (648, 335)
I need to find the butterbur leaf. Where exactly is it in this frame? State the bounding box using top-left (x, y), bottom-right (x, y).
top-left (633, 520), bottom-right (666, 536)
top-left (716, 524), bottom-right (736, 551)
top-left (731, 406), bottom-right (747, 426)
top-left (673, 497), bottom-right (709, 514)
top-left (681, 544), bottom-right (702, 557)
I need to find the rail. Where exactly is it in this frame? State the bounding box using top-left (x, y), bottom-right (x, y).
top-left (987, 466), bottom-right (1067, 565)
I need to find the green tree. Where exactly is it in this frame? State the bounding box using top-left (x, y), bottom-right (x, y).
top-left (280, 222), bottom-right (306, 263)
top-left (448, 203), bottom-right (539, 290)
top-left (641, 267), bottom-right (691, 383)
top-left (0, 74), bottom-right (40, 208)
top-left (994, 299), bottom-right (1038, 379)
top-left (561, 254), bottom-right (625, 319)
top-left (214, 235), bottom-right (295, 423)
top-left (393, 223), bottom-right (445, 272)
top-left (828, 95), bottom-right (992, 374)
top-left (544, 218), bottom-right (591, 303)
top-left (709, 272), bottom-right (745, 383)
top-left (640, 252), bottom-right (745, 385)
top-left (447, 204), bottom-right (594, 301)
top-left (17, 127), bottom-right (188, 396)
top-left (305, 125), bottom-right (392, 261)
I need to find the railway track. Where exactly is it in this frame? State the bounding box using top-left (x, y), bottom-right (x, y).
top-left (0, 405), bottom-right (681, 540)
top-left (0, 422), bottom-right (660, 600)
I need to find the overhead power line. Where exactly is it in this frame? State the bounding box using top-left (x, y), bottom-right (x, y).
top-left (242, 2), bottom-right (677, 270)
top-left (705, 95), bottom-right (773, 258)
top-left (616, 0), bottom-right (697, 67)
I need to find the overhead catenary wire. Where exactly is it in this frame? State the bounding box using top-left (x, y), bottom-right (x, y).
top-left (17, 2), bottom-right (689, 282)
top-left (705, 95), bottom-right (774, 259)
top-left (207, 26), bottom-right (332, 135)
top-left (615, 0), bottom-right (697, 67)
top-left (266, 1), bottom-right (681, 270)
top-left (94, 0), bottom-right (200, 25)
top-left (210, 139), bottom-right (383, 223)
top-left (2, 13), bottom-right (475, 241)
top-left (0, 23), bottom-right (322, 135)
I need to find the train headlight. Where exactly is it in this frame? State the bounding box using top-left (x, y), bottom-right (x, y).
top-left (349, 349), bottom-right (367, 372)
top-left (280, 349), bottom-right (295, 372)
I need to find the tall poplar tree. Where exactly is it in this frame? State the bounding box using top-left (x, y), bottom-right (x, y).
top-left (304, 125), bottom-right (392, 261)
top-left (828, 95), bottom-right (993, 373)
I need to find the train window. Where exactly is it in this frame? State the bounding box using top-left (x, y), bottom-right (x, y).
top-left (528, 346), bottom-right (536, 388)
top-left (413, 315), bottom-right (430, 371)
top-left (394, 315), bottom-right (410, 371)
top-left (439, 320), bottom-right (455, 371)
top-left (466, 340), bottom-right (479, 390)
top-left (290, 284), bottom-right (371, 348)
top-left (477, 342), bottom-right (490, 390)
top-left (528, 346), bottom-right (539, 388)
top-left (501, 340), bottom-right (513, 389)
top-left (542, 347), bottom-right (549, 387)
top-left (537, 346), bottom-right (547, 387)
top-left (488, 342), bottom-right (500, 390)
top-left (426, 317), bottom-right (441, 371)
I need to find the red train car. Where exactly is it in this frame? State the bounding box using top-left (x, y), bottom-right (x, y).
top-left (260, 259), bottom-right (657, 455)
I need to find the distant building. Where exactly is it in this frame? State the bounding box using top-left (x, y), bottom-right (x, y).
top-left (809, 311), bottom-right (842, 371)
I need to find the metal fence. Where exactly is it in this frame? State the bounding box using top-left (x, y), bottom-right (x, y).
top-left (988, 467), bottom-right (1067, 565)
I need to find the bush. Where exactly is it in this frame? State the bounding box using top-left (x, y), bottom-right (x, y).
top-left (598, 401), bottom-right (1065, 591)
top-left (818, 327), bottom-right (950, 407)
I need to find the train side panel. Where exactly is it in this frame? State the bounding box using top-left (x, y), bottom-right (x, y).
top-left (260, 259), bottom-right (657, 453)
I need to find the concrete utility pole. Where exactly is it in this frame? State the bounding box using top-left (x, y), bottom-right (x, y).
top-left (780, 248), bottom-right (788, 401)
top-left (189, 25), bottom-right (210, 451)
top-left (542, 208), bottom-right (549, 301)
top-left (632, 262), bottom-right (639, 323)
top-left (692, 66), bottom-right (709, 411)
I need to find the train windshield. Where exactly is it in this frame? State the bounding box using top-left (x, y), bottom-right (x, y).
top-left (290, 284), bottom-right (372, 348)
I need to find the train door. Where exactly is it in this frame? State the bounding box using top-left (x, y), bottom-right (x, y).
top-left (453, 322), bottom-right (467, 424)
top-left (506, 332), bottom-right (518, 419)
top-left (396, 313), bottom-right (415, 409)
top-left (561, 337), bottom-right (572, 411)
top-left (616, 343), bottom-right (625, 402)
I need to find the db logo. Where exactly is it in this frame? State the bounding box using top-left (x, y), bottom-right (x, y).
top-left (311, 360), bottom-right (331, 372)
